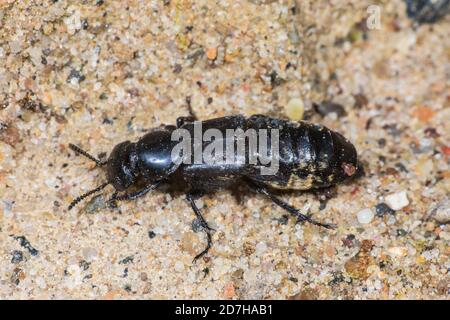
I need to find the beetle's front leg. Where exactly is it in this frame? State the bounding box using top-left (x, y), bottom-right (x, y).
top-left (244, 178), bottom-right (336, 229)
top-left (186, 191), bottom-right (215, 262)
top-left (108, 181), bottom-right (163, 207)
top-left (176, 96), bottom-right (198, 128)
top-left (176, 116), bottom-right (197, 128)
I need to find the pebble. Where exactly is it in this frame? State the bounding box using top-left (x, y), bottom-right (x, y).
top-left (84, 195), bottom-right (106, 214)
top-left (313, 101), bottom-right (347, 118)
top-left (206, 47), bottom-right (217, 60)
top-left (255, 242), bottom-right (267, 256)
top-left (375, 203), bottom-right (396, 217)
top-left (11, 250), bottom-right (24, 264)
top-left (385, 191), bottom-right (409, 210)
top-left (0, 124), bottom-right (20, 147)
top-left (428, 198), bottom-right (449, 224)
top-left (357, 208), bottom-right (374, 224)
top-left (174, 261), bottom-right (185, 272)
top-left (285, 98), bottom-right (304, 121)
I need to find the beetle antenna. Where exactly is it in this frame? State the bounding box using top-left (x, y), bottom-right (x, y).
top-left (68, 182), bottom-right (109, 210)
top-left (69, 143), bottom-right (107, 166)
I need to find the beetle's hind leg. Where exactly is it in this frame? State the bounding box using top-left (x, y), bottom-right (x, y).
top-left (186, 191), bottom-right (215, 262)
top-left (244, 178), bottom-right (336, 229)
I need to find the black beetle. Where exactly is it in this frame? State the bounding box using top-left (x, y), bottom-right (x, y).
top-left (68, 114), bottom-right (361, 261)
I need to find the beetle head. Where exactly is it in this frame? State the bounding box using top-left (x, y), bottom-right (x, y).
top-left (106, 141), bottom-right (138, 191)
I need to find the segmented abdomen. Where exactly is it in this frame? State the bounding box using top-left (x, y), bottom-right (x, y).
top-left (245, 115), bottom-right (357, 190)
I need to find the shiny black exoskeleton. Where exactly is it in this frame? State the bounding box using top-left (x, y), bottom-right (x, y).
top-left (68, 114), bottom-right (361, 261)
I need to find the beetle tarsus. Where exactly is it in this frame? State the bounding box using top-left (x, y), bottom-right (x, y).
top-left (187, 192), bottom-right (214, 262)
top-left (245, 178), bottom-right (335, 229)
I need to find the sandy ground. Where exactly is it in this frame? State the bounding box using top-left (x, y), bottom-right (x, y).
top-left (0, 0), bottom-right (448, 299)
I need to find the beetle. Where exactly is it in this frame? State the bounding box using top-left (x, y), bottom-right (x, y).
top-left (68, 114), bottom-right (362, 261)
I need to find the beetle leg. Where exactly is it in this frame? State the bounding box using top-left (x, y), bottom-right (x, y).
top-left (108, 191), bottom-right (118, 208)
top-left (186, 192), bottom-right (214, 262)
top-left (244, 178), bottom-right (336, 229)
top-left (176, 96), bottom-right (199, 128)
top-left (108, 181), bottom-right (162, 205)
top-left (176, 116), bottom-right (197, 128)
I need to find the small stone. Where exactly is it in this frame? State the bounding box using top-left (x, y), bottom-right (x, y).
top-left (0, 123), bottom-right (20, 147)
top-left (13, 236), bottom-right (39, 256)
top-left (255, 242), bottom-right (267, 255)
top-left (11, 250), bottom-right (23, 264)
top-left (206, 47), bottom-right (217, 60)
top-left (345, 240), bottom-right (374, 280)
top-left (243, 242), bottom-right (255, 256)
top-left (353, 93), bottom-right (368, 108)
top-left (174, 261), bottom-right (185, 272)
top-left (223, 282), bottom-right (235, 299)
top-left (313, 101), bottom-right (347, 118)
top-left (289, 287), bottom-right (319, 300)
top-left (428, 198), bottom-right (450, 224)
top-left (82, 247), bottom-right (97, 261)
top-left (357, 208), bottom-right (374, 224)
top-left (84, 195), bottom-right (105, 214)
top-left (285, 98), bottom-right (304, 121)
top-left (385, 191), bottom-right (409, 210)
top-left (375, 203), bottom-right (396, 217)
top-left (67, 69), bottom-right (86, 84)
top-left (413, 106), bottom-right (435, 123)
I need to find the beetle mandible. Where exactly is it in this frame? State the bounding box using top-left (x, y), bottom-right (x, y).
top-left (68, 113), bottom-right (362, 261)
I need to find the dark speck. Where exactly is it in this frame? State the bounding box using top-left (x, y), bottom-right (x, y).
top-left (99, 93), bottom-right (108, 100)
top-left (353, 93), bottom-right (368, 109)
top-left (148, 231), bottom-right (156, 239)
top-left (313, 101), bottom-right (347, 118)
top-left (103, 117), bottom-right (113, 125)
top-left (13, 235), bottom-right (39, 256)
top-left (11, 250), bottom-right (23, 264)
top-left (405, 0), bottom-right (450, 24)
top-left (377, 138), bottom-right (386, 147)
top-left (328, 272), bottom-right (345, 286)
top-left (67, 69), bottom-right (85, 84)
top-left (395, 162), bottom-right (408, 173)
top-left (173, 64), bottom-right (182, 74)
top-left (342, 234), bottom-right (356, 248)
top-left (11, 268), bottom-right (22, 285)
top-left (82, 19), bottom-right (89, 30)
top-left (207, 97), bottom-right (213, 104)
top-left (383, 124), bottom-right (402, 137)
top-left (375, 203), bottom-right (395, 217)
top-left (119, 256), bottom-right (134, 264)
top-left (269, 71), bottom-right (286, 88)
top-left (96, 0), bottom-right (104, 5)
top-left (288, 277), bottom-right (298, 283)
top-left (396, 229), bottom-right (407, 237)
top-left (278, 214), bottom-right (289, 225)
top-left (124, 284), bottom-right (132, 292)
top-left (79, 260), bottom-right (90, 271)
top-left (424, 127), bottom-right (439, 138)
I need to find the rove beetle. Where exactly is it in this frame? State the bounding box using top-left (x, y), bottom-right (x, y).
top-left (68, 112), bottom-right (362, 262)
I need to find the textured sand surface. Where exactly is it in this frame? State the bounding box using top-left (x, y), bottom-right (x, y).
top-left (0, 0), bottom-right (448, 299)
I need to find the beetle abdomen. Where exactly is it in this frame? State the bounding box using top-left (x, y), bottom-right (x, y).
top-left (245, 115), bottom-right (358, 190)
